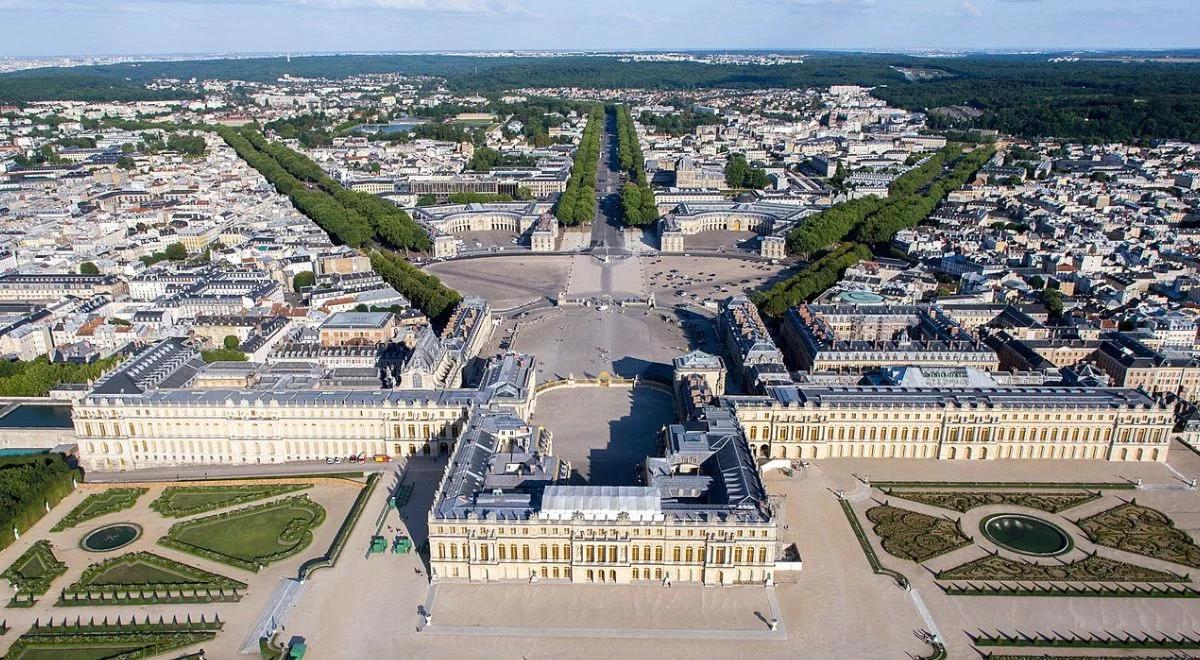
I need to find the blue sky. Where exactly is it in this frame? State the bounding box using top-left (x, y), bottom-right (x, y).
top-left (1, 0), bottom-right (1197, 58)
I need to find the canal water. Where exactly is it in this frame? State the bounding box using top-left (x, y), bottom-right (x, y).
top-left (0, 403), bottom-right (74, 428)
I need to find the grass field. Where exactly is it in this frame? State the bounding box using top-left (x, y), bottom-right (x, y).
top-left (159, 495), bottom-right (326, 571)
top-left (149, 483), bottom-right (311, 518)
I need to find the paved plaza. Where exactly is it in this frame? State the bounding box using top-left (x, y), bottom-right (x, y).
top-left (425, 256), bottom-right (573, 309)
top-left (508, 306), bottom-right (693, 382)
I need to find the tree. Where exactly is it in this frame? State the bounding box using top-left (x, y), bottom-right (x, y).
top-left (1028, 275), bottom-right (1045, 290)
top-left (292, 271), bottom-right (315, 293)
top-left (724, 153), bottom-right (768, 189)
top-left (1040, 289), bottom-right (1065, 319)
top-left (725, 154), bottom-right (750, 188)
top-left (222, 335), bottom-right (240, 351)
top-left (116, 156), bottom-right (136, 170)
top-left (79, 262), bottom-right (99, 275)
top-left (163, 243), bottom-right (187, 261)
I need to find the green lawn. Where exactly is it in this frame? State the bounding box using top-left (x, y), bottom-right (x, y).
top-left (51, 488), bottom-right (147, 532)
top-left (149, 483), bottom-right (310, 518)
top-left (70, 551), bottom-right (245, 592)
top-left (159, 495), bottom-right (326, 571)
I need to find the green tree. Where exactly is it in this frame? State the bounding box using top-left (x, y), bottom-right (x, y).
top-left (79, 262), bottom-right (99, 275)
top-left (292, 271), bottom-right (316, 293)
top-left (222, 335), bottom-right (240, 351)
top-left (1041, 288), bottom-right (1065, 318)
top-left (163, 243), bottom-right (187, 261)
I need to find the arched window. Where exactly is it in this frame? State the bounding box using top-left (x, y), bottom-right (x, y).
top-left (672, 547), bottom-right (681, 562)
top-left (632, 546), bottom-right (640, 561)
top-left (655, 546), bottom-right (663, 562)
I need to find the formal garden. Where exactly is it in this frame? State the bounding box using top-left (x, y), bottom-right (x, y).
top-left (59, 551), bottom-right (247, 606)
top-left (883, 489), bottom-right (1101, 514)
top-left (0, 475), bottom-right (368, 658)
top-left (1076, 500), bottom-right (1200, 569)
top-left (1, 541), bottom-right (68, 607)
top-left (864, 504), bottom-right (972, 562)
top-left (158, 495), bottom-right (327, 572)
top-left (149, 482), bottom-right (311, 518)
top-left (51, 488), bottom-right (147, 532)
top-left (845, 482), bottom-right (1200, 601)
top-left (936, 550), bottom-right (1187, 583)
top-left (2, 615), bottom-right (222, 660)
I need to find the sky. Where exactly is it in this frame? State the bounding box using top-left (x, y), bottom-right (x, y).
top-left (1, 0), bottom-right (1198, 58)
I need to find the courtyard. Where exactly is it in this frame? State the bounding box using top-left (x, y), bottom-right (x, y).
top-left (531, 386), bottom-right (674, 486)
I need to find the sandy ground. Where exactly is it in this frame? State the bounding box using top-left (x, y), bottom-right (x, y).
top-left (456, 229), bottom-right (522, 250)
top-left (425, 256), bottom-right (573, 309)
top-left (531, 387), bottom-right (674, 486)
top-left (644, 256), bottom-right (795, 309)
top-left (0, 479), bottom-right (363, 659)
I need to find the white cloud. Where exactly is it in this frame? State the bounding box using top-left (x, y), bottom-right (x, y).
top-left (283, 0), bottom-right (523, 13)
top-left (960, 0), bottom-right (982, 17)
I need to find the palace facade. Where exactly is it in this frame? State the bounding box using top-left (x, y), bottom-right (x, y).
top-left (726, 384), bottom-right (1173, 462)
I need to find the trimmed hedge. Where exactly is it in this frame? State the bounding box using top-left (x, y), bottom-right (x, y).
top-left (0, 455), bottom-right (79, 551)
top-left (298, 472), bottom-right (380, 581)
top-left (971, 630), bottom-right (1200, 650)
top-left (941, 581), bottom-right (1200, 599)
top-left (6, 615), bottom-right (222, 660)
top-left (837, 498), bottom-right (909, 589)
top-left (62, 550), bottom-right (245, 604)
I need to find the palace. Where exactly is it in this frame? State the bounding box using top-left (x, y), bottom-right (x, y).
top-left (72, 321), bottom-right (531, 471)
top-left (657, 199), bottom-right (815, 258)
top-left (782, 304), bottom-right (1000, 373)
top-left (412, 201), bottom-right (559, 258)
top-left (427, 407), bottom-right (778, 586)
top-left (726, 384), bottom-right (1173, 462)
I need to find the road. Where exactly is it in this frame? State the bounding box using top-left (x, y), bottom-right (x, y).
top-left (588, 107), bottom-right (628, 254)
